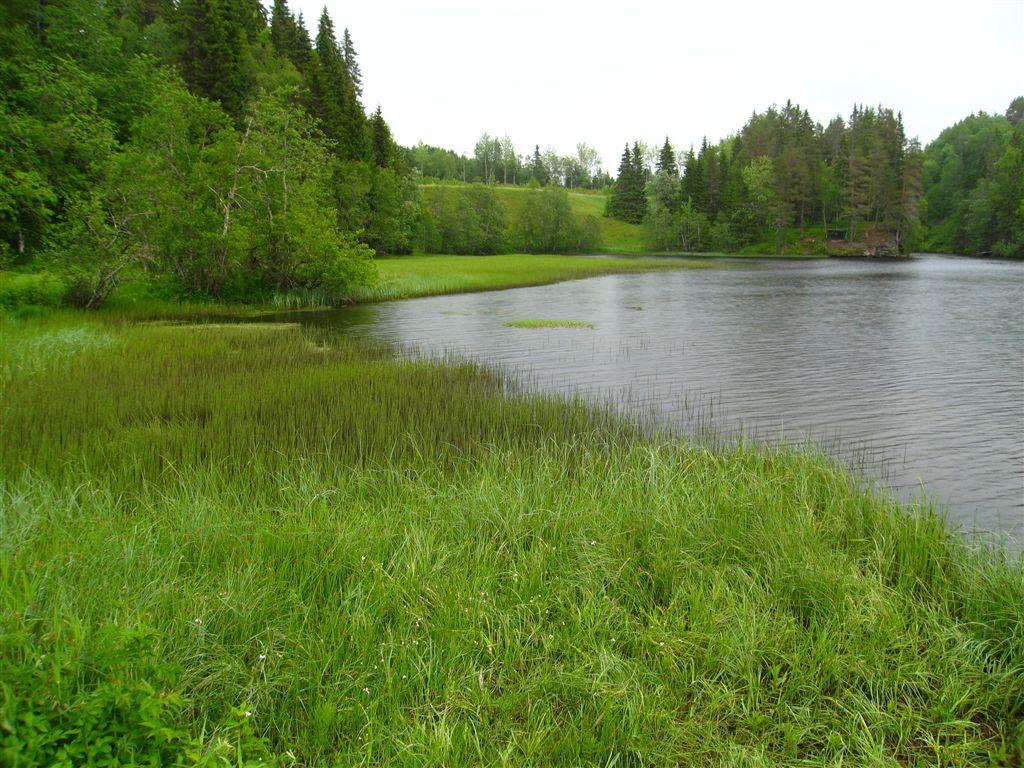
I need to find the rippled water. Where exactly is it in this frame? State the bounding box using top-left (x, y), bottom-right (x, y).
top-left (288, 255), bottom-right (1024, 543)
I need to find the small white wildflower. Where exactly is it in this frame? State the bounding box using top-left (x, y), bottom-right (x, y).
top-left (193, 618), bottom-right (202, 625)
top-left (244, 711), bottom-right (252, 718)
top-left (590, 540), bottom-right (597, 546)
top-left (363, 687), bottom-right (370, 694)
top-left (259, 653), bottom-right (267, 661)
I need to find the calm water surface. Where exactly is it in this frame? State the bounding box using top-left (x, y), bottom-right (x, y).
top-left (297, 255), bottom-right (1024, 542)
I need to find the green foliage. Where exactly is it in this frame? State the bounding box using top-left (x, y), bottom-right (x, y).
top-left (0, 18), bottom-right (117, 261)
top-left (606, 145), bottom-right (647, 224)
top-left (922, 105), bottom-right (1023, 256)
top-left (0, 272), bottom-right (67, 310)
top-left (334, 162), bottom-right (421, 256)
top-left (514, 187), bottom-right (601, 253)
top-left (420, 185), bottom-right (508, 254)
top-left (0, 628), bottom-right (275, 765)
top-left (638, 101), bottom-right (928, 255)
top-left (175, 0), bottom-right (257, 119)
top-left (0, 0), bottom-right (394, 305)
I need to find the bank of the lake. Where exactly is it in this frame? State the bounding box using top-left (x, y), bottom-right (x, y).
top-left (1, 311), bottom-right (1021, 766)
top-left (0, 254), bottom-right (710, 318)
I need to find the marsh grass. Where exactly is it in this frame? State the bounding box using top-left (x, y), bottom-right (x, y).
top-left (1, 317), bottom-right (1022, 766)
top-left (350, 253), bottom-right (711, 302)
top-left (504, 319), bottom-right (595, 329)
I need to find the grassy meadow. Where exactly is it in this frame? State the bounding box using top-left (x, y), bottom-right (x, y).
top-left (1, 312), bottom-right (1022, 766)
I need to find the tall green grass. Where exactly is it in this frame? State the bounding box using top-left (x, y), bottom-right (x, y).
top-left (1, 317), bottom-right (1021, 766)
top-left (354, 253), bottom-right (710, 302)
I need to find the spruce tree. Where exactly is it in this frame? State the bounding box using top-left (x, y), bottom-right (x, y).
top-left (290, 13), bottom-right (313, 71)
top-left (370, 105), bottom-right (392, 167)
top-left (269, 0), bottom-right (295, 57)
top-left (311, 10), bottom-right (366, 160)
top-left (608, 144), bottom-right (645, 224)
top-left (657, 137), bottom-right (677, 176)
top-left (684, 147), bottom-right (700, 205)
top-left (531, 145), bottom-right (548, 186)
top-left (342, 28), bottom-right (362, 98)
top-left (631, 142), bottom-right (648, 222)
top-left (175, 0), bottom-right (254, 118)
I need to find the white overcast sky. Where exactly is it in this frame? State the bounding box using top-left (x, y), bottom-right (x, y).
top-left (286, 0), bottom-right (1023, 170)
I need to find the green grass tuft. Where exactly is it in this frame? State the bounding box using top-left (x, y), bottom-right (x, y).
top-left (504, 319), bottom-right (594, 329)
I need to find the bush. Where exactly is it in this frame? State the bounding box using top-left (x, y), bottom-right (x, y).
top-left (0, 624), bottom-right (275, 766)
top-left (0, 271), bottom-right (66, 310)
top-left (514, 187), bottom-right (601, 253)
top-left (419, 184), bottom-right (508, 254)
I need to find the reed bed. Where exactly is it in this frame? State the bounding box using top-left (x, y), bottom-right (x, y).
top-left (1, 317), bottom-right (1021, 766)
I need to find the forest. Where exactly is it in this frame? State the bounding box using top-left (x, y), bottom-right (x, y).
top-left (2, 0), bottom-right (1021, 311)
top-left (606, 99), bottom-right (1023, 257)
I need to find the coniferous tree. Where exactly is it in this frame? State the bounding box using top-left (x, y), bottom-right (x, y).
top-left (269, 0), bottom-right (295, 57)
top-left (607, 144), bottom-right (646, 224)
top-left (175, 0), bottom-right (254, 118)
top-left (607, 145), bottom-right (633, 221)
top-left (657, 137), bottom-right (677, 176)
top-left (311, 9), bottom-right (365, 160)
top-left (631, 142), bottom-right (649, 221)
top-left (531, 145), bottom-right (548, 186)
top-left (680, 147), bottom-right (703, 208)
top-left (342, 28), bottom-right (362, 98)
top-left (370, 105), bottom-right (392, 167)
top-left (290, 12), bottom-right (313, 70)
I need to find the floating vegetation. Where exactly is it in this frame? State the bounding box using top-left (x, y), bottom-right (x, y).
top-left (503, 319), bottom-right (595, 329)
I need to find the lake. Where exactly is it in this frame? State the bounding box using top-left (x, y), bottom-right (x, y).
top-left (285, 254), bottom-right (1024, 544)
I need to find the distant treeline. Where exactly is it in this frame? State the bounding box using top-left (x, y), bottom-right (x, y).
top-left (414, 100), bottom-right (1023, 258)
top-left (608, 102), bottom-right (926, 255)
top-left (607, 98), bottom-right (1022, 257)
top-left (403, 139), bottom-right (613, 190)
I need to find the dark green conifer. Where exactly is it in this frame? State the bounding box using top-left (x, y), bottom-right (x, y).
top-left (175, 0), bottom-right (253, 118)
top-left (342, 28), bottom-right (362, 98)
top-left (269, 0), bottom-right (295, 56)
top-left (657, 137), bottom-right (677, 176)
top-left (370, 105), bottom-right (392, 167)
top-left (311, 9), bottom-right (366, 160)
